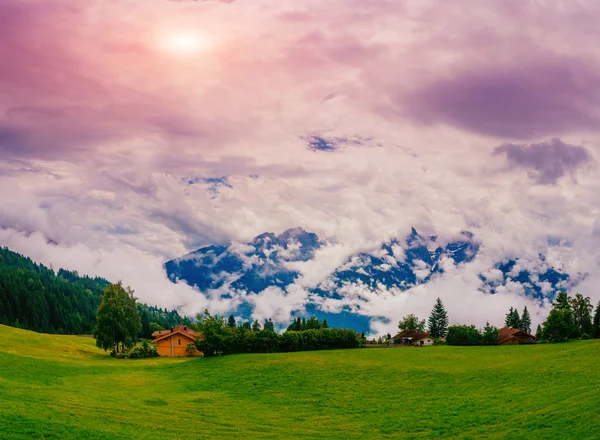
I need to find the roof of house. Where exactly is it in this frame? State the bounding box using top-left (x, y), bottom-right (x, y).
top-left (393, 329), bottom-right (430, 341)
top-left (498, 326), bottom-right (536, 344)
top-left (151, 325), bottom-right (200, 343)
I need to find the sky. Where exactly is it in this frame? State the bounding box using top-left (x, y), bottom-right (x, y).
top-left (2, 0), bottom-right (600, 334)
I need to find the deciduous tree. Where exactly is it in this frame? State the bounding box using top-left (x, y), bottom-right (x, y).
top-left (398, 314), bottom-right (425, 332)
top-left (93, 282), bottom-right (141, 353)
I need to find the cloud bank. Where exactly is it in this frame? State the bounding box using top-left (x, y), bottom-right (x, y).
top-left (2, 0), bottom-right (600, 333)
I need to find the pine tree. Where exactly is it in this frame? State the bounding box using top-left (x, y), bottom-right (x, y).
top-left (505, 307), bottom-right (521, 328)
top-left (252, 320), bottom-right (261, 332)
top-left (263, 318), bottom-right (275, 332)
top-left (520, 306), bottom-right (532, 333)
top-left (593, 301), bottom-right (600, 339)
top-left (228, 315), bottom-right (236, 328)
top-left (428, 298), bottom-right (449, 338)
top-left (535, 324), bottom-right (542, 340)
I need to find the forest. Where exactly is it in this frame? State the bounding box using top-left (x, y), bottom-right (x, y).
top-left (0, 247), bottom-right (184, 336)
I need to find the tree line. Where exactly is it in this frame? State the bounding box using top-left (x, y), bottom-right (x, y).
top-left (0, 247), bottom-right (185, 336)
top-left (193, 311), bottom-right (359, 356)
top-left (390, 292), bottom-right (600, 346)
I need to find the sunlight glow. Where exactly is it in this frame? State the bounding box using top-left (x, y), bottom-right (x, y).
top-left (158, 31), bottom-right (215, 55)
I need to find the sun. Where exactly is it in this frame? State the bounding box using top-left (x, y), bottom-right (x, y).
top-left (157, 31), bottom-right (215, 55)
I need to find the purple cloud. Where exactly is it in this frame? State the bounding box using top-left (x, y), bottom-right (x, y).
top-left (404, 57), bottom-right (600, 140)
top-left (493, 138), bottom-right (592, 184)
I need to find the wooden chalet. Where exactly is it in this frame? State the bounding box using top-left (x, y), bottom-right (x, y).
top-left (498, 326), bottom-right (536, 345)
top-left (151, 325), bottom-right (203, 357)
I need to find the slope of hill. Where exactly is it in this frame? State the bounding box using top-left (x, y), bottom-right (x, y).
top-left (1, 325), bottom-right (599, 439)
top-left (165, 227), bottom-right (573, 328)
top-left (0, 247), bottom-right (185, 335)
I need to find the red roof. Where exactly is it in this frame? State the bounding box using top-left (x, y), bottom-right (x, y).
top-left (393, 329), bottom-right (430, 341)
top-left (498, 326), bottom-right (536, 345)
top-left (151, 325), bottom-right (200, 342)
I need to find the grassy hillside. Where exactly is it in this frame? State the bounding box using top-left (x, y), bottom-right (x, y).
top-left (1, 325), bottom-right (599, 439)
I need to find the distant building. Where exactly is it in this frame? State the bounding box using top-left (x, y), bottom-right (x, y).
top-left (392, 330), bottom-right (434, 346)
top-left (151, 325), bottom-right (203, 357)
top-left (498, 327), bottom-right (536, 345)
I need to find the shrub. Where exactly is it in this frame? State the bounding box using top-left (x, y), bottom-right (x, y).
top-left (581, 333), bottom-right (591, 340)
top-left (446, 325), bottom-right (483, 346)
top-left (127, 341), bottom-right (159, 359)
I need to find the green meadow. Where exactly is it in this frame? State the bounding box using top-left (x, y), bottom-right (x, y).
top-left (1, 325), bottom-right (599, 439)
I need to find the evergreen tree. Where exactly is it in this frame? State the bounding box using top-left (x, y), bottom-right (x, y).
top-left (593, 301), bottom-right (600, 339)
top-left (520, 306), bottom-right (532, 333)
top-left (93, 282), bottom-right (141, 353)
top-left (322, 318), bottom-right (329, 329)
top-left (428, 298), bottom-right (449, 338)
top-left (263, 318), bottom-right (275, 332)
top-left (252, 320), bottom-right (262, 332)
top-left (398, 314), bottom-right (425, 332)
top-left (481, 322), bottom-right (499, 345)
top-left (505, 307), bottom-right (521, 328)
top-left (535, 324), bottom-right (542, 340)
top-left (554, 291), bottom-right (571, 311)
top-left (228, 315), bottom-right (236, 328)
top-left (140, 310), bottom-right (151, 338)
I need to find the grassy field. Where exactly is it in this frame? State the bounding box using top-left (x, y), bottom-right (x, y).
top-left (1, 325), bottom-right (599, 439)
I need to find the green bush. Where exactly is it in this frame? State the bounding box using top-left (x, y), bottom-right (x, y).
top-left (581, 333), bottom-right (591, 340)
top-left (126, 341), bottom-right (159, 359)
top-left (446, 325), bottom-right (483, 346)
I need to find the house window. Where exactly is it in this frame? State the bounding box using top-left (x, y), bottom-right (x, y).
top-left (178, 339), bottom-right (181, 345)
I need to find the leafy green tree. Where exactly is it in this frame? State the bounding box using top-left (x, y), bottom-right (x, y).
top-left (192, 310), bottom-right (230, 356)
top-left (149, 322), bottom-right (164, 333)
top-left (481, 322), bottom-right (499, 345)
top-left (428, 298), bottom-right (449, 338)
top-left (505, 307), bottom-right (521, 328)
top-left (398, 314), bottom-right (425, 332)
top-left (322, 318), bottom-right (329, 329)
top-left (227, 315), bottom-right (236, 328)
top-left (242, 321), bottom-right (252, 330)
top-left (541, 309), bottom-right (575, 343)
top-left (569, 293), bottom-right (593, 337)
top-left (252, 320), bottom-right (262, 332)
top-left (93, 282), bottom-right (141, 353)
top-left (593, 301), bottom-right (600, 339)
top-left (520, 306), bottom-right (532, 333)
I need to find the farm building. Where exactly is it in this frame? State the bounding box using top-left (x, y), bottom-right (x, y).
top-left (392, 330), bottom-right (434, 346)
top-left (151, 325), bottom-right (203, 357)
top-left (498, 326), bottom-right (536, 345)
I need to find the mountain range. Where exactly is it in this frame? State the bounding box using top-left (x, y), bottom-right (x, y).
top-left (165, 227), bottom-right (574, 330)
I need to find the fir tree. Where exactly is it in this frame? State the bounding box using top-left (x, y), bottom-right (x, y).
top-left (520, 306), bottom-right (532, 333)
top-left (227, 315), bottom-right (236, 328)
top-left (263, 318), bottom-right (275, 332)
top-left (505, 307), bottom-right (521, 328)
top-left (428, 297), bottom-right (449, 338)
top-left (252, 320), bottom-right (261, 332)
